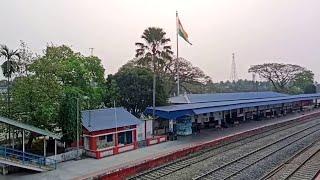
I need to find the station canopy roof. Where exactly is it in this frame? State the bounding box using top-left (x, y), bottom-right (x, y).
top-left (0, 116), bottom-right (61, 139)
top-left (146, 92), bottom-right (320, 120)
top-left (169, 91), bottom-right (288, 104)
top-left (82, 107), bottom-right (141, 132)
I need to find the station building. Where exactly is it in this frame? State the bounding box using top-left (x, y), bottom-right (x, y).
top-left (145, 91), bottom-right (320, 136)
top-left (82, 108), bottom-right (140, 159)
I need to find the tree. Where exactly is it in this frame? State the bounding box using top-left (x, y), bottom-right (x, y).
top-left (37, 45), bottom-right (106, 144)
top-left (291, 70), bottom-right (315, 94)
top-left (112, 66), bottom-right (168, 117)
top-left (135, 27), bottom-right (173, 75)
top-left (0, 45), bottom-right (20, 117)
top-left (17, 41), bottom-right (37, 77)
top-left (104, 74), bottom-right (120, 107)
top-left (58, 87), bottom-right (82, 144)
top-left (165, 57), bottom-right (212, 94)
top-left (248, 63), bottom-right (306, 93)
top-left (135, 27), bottom-right (173, 120)
top-left (12, 45), bottom-right (106, 146)
top-left (12, 76), bottom-right (62, 148)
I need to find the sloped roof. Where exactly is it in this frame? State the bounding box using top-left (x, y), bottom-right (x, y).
top-left (0, 116), bottom-right (61, 139)
top-left (82, 107), bottom-right (141, 132)
top-left (169, 91), bottom-right (288, 104)
top-left (146, 93), bottom-right (320, 120)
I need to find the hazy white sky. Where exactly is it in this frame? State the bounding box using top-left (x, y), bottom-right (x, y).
top-left (0, 0), bottom-right (319, 82)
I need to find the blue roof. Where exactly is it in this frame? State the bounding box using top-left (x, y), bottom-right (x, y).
top-left (82, 107), bottom-right (141, 132)
top-left (169, 91), bottom-right (288, 104)
top-left (146, 93), bottom-right (320, 120)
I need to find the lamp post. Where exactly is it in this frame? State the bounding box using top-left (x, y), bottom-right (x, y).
top-left (71, 96), bottom-right (89, 160)
top-left (70, 97), bottom-right (80, 160)
top-left (76, 97), bottom-right (80, 160)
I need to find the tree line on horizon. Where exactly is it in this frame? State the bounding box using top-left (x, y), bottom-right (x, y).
top-left (0, 27), bottom-right (316, 150)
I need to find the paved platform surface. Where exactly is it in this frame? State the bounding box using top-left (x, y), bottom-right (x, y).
top-left (2, 109), bottom-right (320, 180)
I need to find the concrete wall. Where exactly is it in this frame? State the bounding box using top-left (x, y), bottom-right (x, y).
top-left (137, 120), bottom-right (153, 141)
top-left (46, 149), bottom-right (85, 164)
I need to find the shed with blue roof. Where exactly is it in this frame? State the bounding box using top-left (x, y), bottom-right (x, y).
top-left (146, 92), bottom-right (320, 136)
top-left (82, 107), bottom-right (141, 159)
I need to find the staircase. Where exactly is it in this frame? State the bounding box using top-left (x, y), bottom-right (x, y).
top-left (0, 146), bottom-right (56, 172)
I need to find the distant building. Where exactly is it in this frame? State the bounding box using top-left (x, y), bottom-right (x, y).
top-left (82, 107), bottom-right (141, 159)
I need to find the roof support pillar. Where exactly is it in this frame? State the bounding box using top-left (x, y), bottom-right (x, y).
top-left (54, 139), bottom-right (57, 160)
top-left (12, 128), bottom-right (14, 149)
top-left (22, 129), bottom-right (25, 153)
top-left (169, 119), bottom-right (174, 133)
top-left (43, 136), bottom-right (46, 157)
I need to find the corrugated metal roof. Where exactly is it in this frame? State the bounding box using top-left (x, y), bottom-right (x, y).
top-left (0, 116), bottom-right (61, 139)
top-left (146, 93), bottom-right (320, 119)
top-left (82, 107), bottom-right (141, 132)
top-left (169, 91), bottom-right (288, 104)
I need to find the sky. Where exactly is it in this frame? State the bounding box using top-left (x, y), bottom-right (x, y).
top-left (0, 0), bottom-right (319, 82)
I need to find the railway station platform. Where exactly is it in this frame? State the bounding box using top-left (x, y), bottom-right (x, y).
top-left (4, 109), bottom-right (320, 180)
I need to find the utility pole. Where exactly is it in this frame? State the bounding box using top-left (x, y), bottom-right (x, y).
top-left (152, 55), bottom-right (156, 133)
top-left (89, 48), bottom-right (94, 56)
top-left (76, 97), bottom-right (80, 160)
top-left (176, 11), bottom-right (180, 96)
top-left (230, 53), bottom-right (238, 82)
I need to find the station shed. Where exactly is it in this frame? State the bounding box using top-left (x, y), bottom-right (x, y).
top-left (82, 107), bottom-right (141, 159)
top-left (145, 92), bottom-right (320, 136)
top-left (0, 116), bottom-right (61, 172)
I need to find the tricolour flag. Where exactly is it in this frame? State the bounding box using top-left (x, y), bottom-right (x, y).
top-left (177, 18), bottom-right (192, 45)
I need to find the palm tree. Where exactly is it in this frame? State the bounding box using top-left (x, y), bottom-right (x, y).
top-left (0, 45), bottom-right (20, 117)
top-left (135, 27), bottom-right (173, 124)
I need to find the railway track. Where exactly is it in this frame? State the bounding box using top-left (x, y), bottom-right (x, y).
top-left (261, 140), bottom-right (320, 180)
top-left (192, 121), bottom-right (320, 180)
top-left (129, 118), bottom-right (320, 180)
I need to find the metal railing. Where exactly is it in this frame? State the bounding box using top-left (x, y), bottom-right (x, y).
top-left (0, 146), bottom-right (56, 170)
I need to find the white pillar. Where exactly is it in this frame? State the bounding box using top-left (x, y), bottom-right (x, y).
top-left (169, 119), bottom-right (174, 132)
top-left (12, 129), bottom-right (14, 149)
top-left (54, 139), bottom-right (57, 160)
top-left (229, 110), bottom-right (232, 118)
top-left (22, 130), bottom-right (25, 153)
top-left (43, 136), bottom-right (46, 157)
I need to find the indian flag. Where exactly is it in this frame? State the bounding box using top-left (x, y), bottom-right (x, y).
top-left (177, 17), bottom-right (192, 45)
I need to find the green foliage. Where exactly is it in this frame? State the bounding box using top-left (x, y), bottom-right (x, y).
top-left (304, 84), bottom-right (317, 94)
top-left (0, 45), bottom-right (20, 78)
top-left (110, 66), bottom-right (168, 117)
top-left (135, 27), bottom-right (173, 75)
top-left (248, 63), bottom-right (307, 93)
top-left (291, 70), bottom-right (315, 94)
top-left (205, 79), bottom-right (273, 93)
top-left (104, 74), bottom-right (120, 107)
top-left (58, 87), bottom-right (81, 143)
top-left (11, 44), bottom-right (106, 145)
top-left (12, 76), bottom-right (62, 130)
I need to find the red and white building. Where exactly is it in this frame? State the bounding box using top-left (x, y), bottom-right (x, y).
top-left (82, 108), bottom-right (140, 159)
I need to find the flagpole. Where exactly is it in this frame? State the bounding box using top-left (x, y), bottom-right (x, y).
top-left (176, 11), bottom-right (180, 96)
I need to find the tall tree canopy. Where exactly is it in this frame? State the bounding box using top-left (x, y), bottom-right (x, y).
top-left (165, 57), bottom-right (211, 94)
top-left (106, 66), bottom-right (168, 117)
top-left (291, 70), bottom-right (315, 94)
top-left (0, 45), bottom-right (20, 117)
top-left (0, 45), bottom-right (20, 78)
top-left (12, 45), bottom-right (106, 145)
top-left (248, 63), bottom-right (307, 93)
top-left (135, 27), bottom-right (173, 75)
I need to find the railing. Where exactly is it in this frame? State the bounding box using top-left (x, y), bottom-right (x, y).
top-left (0, 146), bottom-right (56, 170)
